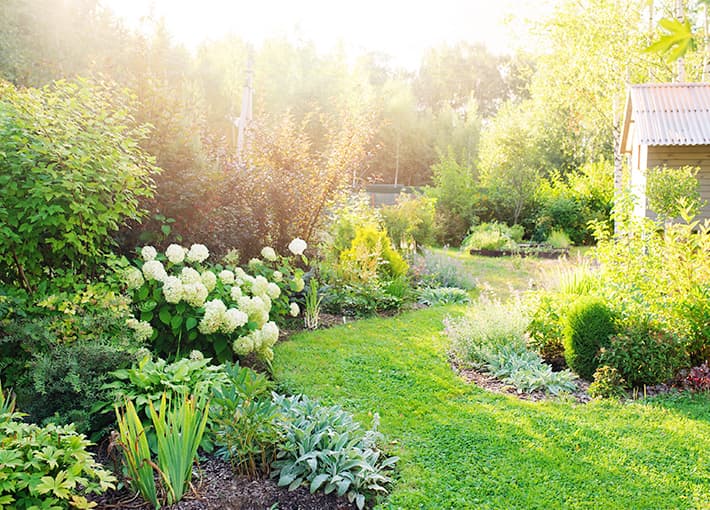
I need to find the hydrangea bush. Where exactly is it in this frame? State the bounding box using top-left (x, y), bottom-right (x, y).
top-left (123, 243), bottom-right (301, 363)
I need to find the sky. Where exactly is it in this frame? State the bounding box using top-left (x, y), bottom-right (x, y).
top-left (101, 0), bottom-right (555, 69)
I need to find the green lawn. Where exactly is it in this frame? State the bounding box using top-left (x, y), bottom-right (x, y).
top-left (274, 306), bottom-right (710, 509)
top-left (431, 247), bottom-right (591, 297)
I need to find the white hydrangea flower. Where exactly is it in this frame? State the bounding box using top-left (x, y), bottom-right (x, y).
top-left (289, 302), bottom-right (300, 317)
top-left (259, 294), bottom-right (272, 310)
top-left (142, 260), bottom-right (167, 282)
top-left (259, 346), bottom-right (274, 362)
top-left (261, 246), bottom-right (278, 261)
top-left (219, 270), bottom-right (235, 285)
top-left (230, 285), bottom-right (243, 301)
top-left (248, 258), bottom-right (262, 269)
top-left (165, 244), bottom-right (186, 264)
top-left (222, 308), bottom-right (249, 333)
top-left (252, 275), bottom-right (269, 296)
top-left (233, 335), bottom-right (255, 356)
top-left (293, 277), bottom-right (305, 292)
top-left (288, 237), bottom-right (307, 256)
top-left (201, 270), bottom-right (217, 292)
top-left (186, 244), bottom-right (210, 263)
top-left (126, 318), bottom-right (153, 342)
top-left (183, 282), bottom-right (209, 307)
top-left (199, 299), bottom-right (227, 334)
top-left (125, 267), bottom-right (144, 290)
top-left (260, 321), bottom-right (280, 348)
top-left (238, 295), bottom-right (269, 327)
top-left (162, 276), bottom-right (184, 304)
top-left (272, 271), bottom-right (283, 282)
top-left (180, 267), bottom-right (202, 285)
top-left (141, 246), bottom-right (157, 261)
top-left (266, 282), bottom-right (281, 299)
top-left (251, 329), bottom-right (263, 350)
top-left (189, 350), bottom-right (204, 360)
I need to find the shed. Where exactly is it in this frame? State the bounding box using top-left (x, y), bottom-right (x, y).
top-left (620, 82), bottom-right (710, 220)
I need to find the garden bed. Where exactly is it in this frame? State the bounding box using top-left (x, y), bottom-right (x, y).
top-left (90, 456), bottom-right (358, 510)
top-left (469, 245), bottom-right (569, 259)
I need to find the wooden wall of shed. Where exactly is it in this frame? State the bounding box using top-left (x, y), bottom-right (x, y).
top-left (646, 145), bottom-right (710, 221)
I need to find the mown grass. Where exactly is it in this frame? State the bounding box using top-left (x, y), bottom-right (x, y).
top-left (430, 247), bottom-right (592, 297)
top-left (274, 306), bottom-right (710, 509)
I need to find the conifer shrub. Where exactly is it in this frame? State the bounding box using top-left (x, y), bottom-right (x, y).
top-left (563, 297), bottom-right (616, 380)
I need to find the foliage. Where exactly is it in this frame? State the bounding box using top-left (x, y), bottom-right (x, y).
top-left (99, 354), bottom-right (227, 429)
top-left (321, 281), bottom-right (404, 317)
top-left (125, 243), bottom-right (282, 362)
top-left (645, 16), bottom-right (697, 62)
top-left (271, 394), bottom-right (397, 510)
top-left (425, 150), bottom-right (481, 245)
top-left (461, 222), bottom-right (523, 252)
top-left (0, 78), bottom-right (156, 290)
top-left (304, 278), bottom-right (322, 330)
top-left (338, 225), bottom-right (409, 282)
top-left (526, 293), bottom-right (569, 364)
top-left (0, 380), bottom-right (15, 416)
top-left (646, 165), bottom-right (704, 221)
top-left (17, 339), bottom-right (138, 437)
top-left (446, 298), bottom-right (576, 395)
top-left (599, 320), bottom-right (689, 388)
top-left (380, 194), bottom-right (436, 249)
top-left (546, 230), bottom-right (572, 249)
top-left (115, 392), bottom-right (209, 507)
top-left (418, 287), bottom-right (471, 306)
top-left (0, 408), bottom-right (115, 509)
top-left (485, 346), bottom-right (577, 395)
top-left (446, 297), bottom-right (529, 367)
top-left (684, 362), bottom-right (710, 392)
top-left (563, 297), bottom-right (617, 380)
top-left (275, 306), bottom-right (710, 509)
top-left (588, 365), bottom-right (627, 399)
top-left (211, 363), bottom-right (281, 477)
top-left (409, 249), bottom-right (478, 290)
top-left (592, 203), bottom-right (710, 364)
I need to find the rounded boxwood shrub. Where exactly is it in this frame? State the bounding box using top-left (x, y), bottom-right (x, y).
top-left (563, 297), bottom-right (616, 380)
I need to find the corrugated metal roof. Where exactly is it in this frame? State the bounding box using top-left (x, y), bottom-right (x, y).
top-left (630, 83), bottom-right (710, 146)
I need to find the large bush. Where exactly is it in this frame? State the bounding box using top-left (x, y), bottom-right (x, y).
top-left (563, 297), bottom-right (616, 380)
top-left (0, 79), bottom-right (157, 290)
top-left (380, 193), bottom-right (436, 249)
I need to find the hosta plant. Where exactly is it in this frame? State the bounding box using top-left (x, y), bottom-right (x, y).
top-left (418, 286), bottom-right (471, 306)
top-left (271, 394), bottom-right (398, 510)
top-left (124, 243), bottom-right (283, 362)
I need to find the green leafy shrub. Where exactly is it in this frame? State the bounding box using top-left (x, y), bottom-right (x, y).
top-left (211, 363), bottom-right (281, 477)
top-left (647, 165), bottom-right (704, 221)
top-left (588, 365), bottom-right (627, 399)
top-left (125, 243), bottom-right (283, 362)
top-left (409, 249), bottom-right (478, 290)
top-left (0, 79), bottom-right (157, 291)
top-left (462, 222), bottom-right (522, 251)
top-left (598, 321), bottom-right (689, 388)
top-left (380, 194), bottom-right (436, 249)
top-left (339, 225), bottom-right (409, 282)
top-left (418, 287), bottom-right (471, 306)
top-left (0, 407), bottom-right (116, 509)
top-left (17, 339), bottom-right (138, 437)
top-left (115, 391), bottom-right (209, 508)
top-left (321, 281), bottom-right (403, 317)
top-left (526, 293), bottom-right (568, 364)
top-left (546, 229), bottom-right (572, 249)
top-left (563, 297), bottom-right (616, 380)
top-left (592, 204), bottom-right (710, 365)
top-left (271, 394), bottom-right (398, 510)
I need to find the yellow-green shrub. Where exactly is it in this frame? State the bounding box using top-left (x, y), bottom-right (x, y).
top-left (339, 226), bottom-right (408, 282)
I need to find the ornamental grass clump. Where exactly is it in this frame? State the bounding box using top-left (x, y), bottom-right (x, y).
top-left (124, 242), bottom-right (304, 363)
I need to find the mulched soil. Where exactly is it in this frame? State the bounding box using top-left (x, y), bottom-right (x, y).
top-left (90, 456), bottom-right (357, 510)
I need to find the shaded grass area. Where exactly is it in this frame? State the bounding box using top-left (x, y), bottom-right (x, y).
top-left (274, 306), bottom-right (710, 509)
top-left (431, 247), bottom-right (590, 297)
